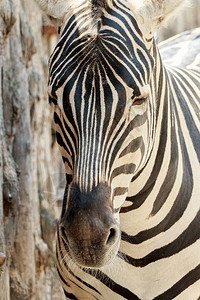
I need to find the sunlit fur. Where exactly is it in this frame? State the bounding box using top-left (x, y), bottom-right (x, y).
top-left (43, 0), bottom-right (200, 299)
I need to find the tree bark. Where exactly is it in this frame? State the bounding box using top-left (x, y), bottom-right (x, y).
top-left (0, 0), bottom-right (64, 299)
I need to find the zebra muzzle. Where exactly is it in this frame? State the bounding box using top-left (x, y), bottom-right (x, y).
top-left (59, 183), bottom-right (121, 268)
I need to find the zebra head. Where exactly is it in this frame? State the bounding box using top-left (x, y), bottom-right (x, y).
top-left (35, 0), bottom-right (186, 268)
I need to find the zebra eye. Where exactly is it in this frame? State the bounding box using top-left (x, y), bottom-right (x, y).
top-left (131, 94), bottom-right (148, 106)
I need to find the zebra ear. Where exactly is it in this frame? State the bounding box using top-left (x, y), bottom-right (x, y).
top-left (131, 0), bottom-right (189, 32)
top-left (34, 0), bottom-right (70, 22)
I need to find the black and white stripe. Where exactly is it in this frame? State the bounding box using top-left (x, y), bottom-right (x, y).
top-left (48, 0), bottom-right (200, 298)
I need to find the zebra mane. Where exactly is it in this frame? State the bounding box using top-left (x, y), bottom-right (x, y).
top-left (89, 0), bottom-right (110, 25)
top-left (67, 0), bottom-right (115, 35)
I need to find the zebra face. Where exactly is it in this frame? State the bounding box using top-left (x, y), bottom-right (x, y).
top-left (49, 6), bottom-right (155, 268)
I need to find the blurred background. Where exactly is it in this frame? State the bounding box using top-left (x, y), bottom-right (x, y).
top-left (0, 0), bottom-right (200, 299)
top-left (158, 0), bottom-right (200, 41)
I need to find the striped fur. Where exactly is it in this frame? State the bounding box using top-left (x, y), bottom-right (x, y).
top-left (47, 1), bottom-right (200, 299)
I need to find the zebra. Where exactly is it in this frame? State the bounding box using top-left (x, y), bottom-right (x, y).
top-left (35, 0), bottom-right (200, 299)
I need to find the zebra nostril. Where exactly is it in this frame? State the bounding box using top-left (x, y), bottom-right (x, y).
top-left (60, 224), bottom-right (69, 244)
top-left (106, 227), bottom-right (118, 246)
